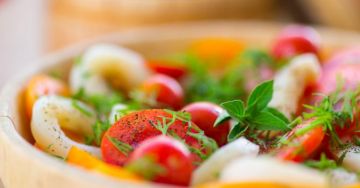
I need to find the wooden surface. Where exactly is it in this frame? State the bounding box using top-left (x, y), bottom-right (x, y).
top-left (47, 0), bottom-right (276, 50)
top-left (303, 0), bottom-right (360, 30)
top-left (1, 21), bottom-right (360, 188)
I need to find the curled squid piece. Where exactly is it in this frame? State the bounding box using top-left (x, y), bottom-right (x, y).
top-left (269, 53), bottom-right (321, 118)
top-left (191, 137), bottom-right (259, 185)
top-left (337, 146), bottom-right (360, 173)
top-left (70, 44), bottom-right (151, 95)
top-left (31, 96), bottom-right (100, 159)
top-left (327, 168), bottom-right (358, 186)
top-left (220, 157), bottom-right (329, 187)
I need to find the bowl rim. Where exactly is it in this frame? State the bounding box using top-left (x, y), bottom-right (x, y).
top-left (1, 20), bottom-right (360, 188)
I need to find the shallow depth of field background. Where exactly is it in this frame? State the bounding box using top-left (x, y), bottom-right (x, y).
top-left (0, 0), bottom-right (360, 86)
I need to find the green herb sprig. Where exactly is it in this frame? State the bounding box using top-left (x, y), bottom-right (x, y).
top-left (150, 109), bottom-right (218, 161)
top-left (125, 156), bottom-right (166, 180)
top-left (290, 87), bottom-right (360, 148)
top-left (72, 88), bottom-right (125, 146)
top-left (304, 153), bottom-right (338, 171)
top-left (215, 80), bottom-right (290, 142)
top-left (106, 135), bottom-right (133, 157)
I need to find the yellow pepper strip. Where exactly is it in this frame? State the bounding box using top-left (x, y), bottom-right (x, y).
top-left (196, 182), bottom-right (328, 188)
top-left (67, 146), bottom-right (142, 182)
top-left (190, 38), bottom-right (244, 63)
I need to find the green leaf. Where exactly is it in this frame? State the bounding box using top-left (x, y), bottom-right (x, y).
top-left (221, 100), bottom-right (245, 121)
top-left (227, 123), bottom-right (248, 142)
top-left (265, 107), bottom-right (290, 124)
top-left (214, 111), bottom-right (231, 127)
top-left (246, 80), bottom-right (274, 114)
top-left (250, 111), bottom-right (289, 131)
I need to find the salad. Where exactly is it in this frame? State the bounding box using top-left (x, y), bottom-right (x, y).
top-left (25, 25), bottom-right (360, 187)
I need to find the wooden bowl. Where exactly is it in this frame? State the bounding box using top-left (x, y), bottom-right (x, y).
top-left (1, 21), bottom-right (360, 188)
top-left (302, 0), bottom-right (360, 30)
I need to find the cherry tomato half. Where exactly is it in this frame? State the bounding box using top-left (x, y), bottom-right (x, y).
top-left (276, 119), bottom-right (325, 162)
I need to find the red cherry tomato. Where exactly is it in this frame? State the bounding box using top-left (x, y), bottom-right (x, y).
top-left (272, 25), bottom-right (320, 60)
top-left (140, 74), bottom-right (184, 110)
top-left (126, 135), bottom-right (193, 186)
top-left (276, 119), bottom-right (325, 162)
top-left (181, 102), bottom-right (230, 146)
top-left (101, 109), bottom-right (210, 166)
top-left (278, 25), bottom-right (321, 47)
top-left (272, 36), bottom-right (319, 60)
top-left (146, 60), bottom-right (187, 79)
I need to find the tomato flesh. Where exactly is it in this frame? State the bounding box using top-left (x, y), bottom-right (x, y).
top-left (276, 119), bottom-right (325, 162)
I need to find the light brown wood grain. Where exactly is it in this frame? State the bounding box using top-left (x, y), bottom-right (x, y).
top-left (302, 0), bottom-right (360, 30)
top-left (46, 0), bottom-right (277, 51)
top-left (1, 21), bottom-right (360, 188)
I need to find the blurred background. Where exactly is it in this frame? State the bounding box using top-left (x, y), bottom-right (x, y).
top-left (0, 0), bottom-right (360, 86)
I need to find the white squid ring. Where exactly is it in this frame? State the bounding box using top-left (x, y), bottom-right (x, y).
top-left (70, 44), bottom-right (151, 96)
top-left (31, 96), bottom-right (100, 158)
top-left (269, 53), bottom-right (321, 118)
top-left (337, 146), bottom-right (360, 173)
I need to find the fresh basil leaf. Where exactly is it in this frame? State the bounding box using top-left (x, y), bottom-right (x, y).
top-left (227, 123), bottom-right (248, 142)
top-left (246, 80), bottom-right (273, 114)
top-left (214, 111), bottom-right (231, 127)
top-left (250, 111), bottom-right (289, 131)
top-left (221, 100), bottom-right (245, 121)
top-left (265, 107), bottom-right (290, 124)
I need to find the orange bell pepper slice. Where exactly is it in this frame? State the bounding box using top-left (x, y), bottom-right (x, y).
top-left (190, 38), bottom-right (244, 64)
top-left (67, 146), bottom-right (142, 182)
